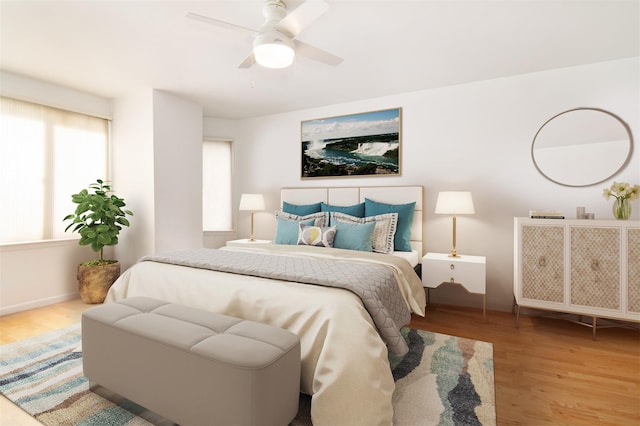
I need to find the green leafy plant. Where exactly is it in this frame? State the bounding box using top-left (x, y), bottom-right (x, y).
top-left (63, 179), bottom-right (133, 265)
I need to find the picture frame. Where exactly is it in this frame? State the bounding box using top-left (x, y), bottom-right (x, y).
top-left (301, 107), bottom-right (402, 179)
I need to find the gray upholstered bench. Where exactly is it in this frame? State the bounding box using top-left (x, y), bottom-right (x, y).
top-left (82, 296), bottom-right (301, 426)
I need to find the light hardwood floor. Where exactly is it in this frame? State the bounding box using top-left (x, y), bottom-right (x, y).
top-left (1, 299), bottom-right (639, 425)
top-left (0, 298), bottom-right (88, 426)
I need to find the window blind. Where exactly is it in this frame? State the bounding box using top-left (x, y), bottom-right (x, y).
top-left (0, 96), bottom-right (109, 243)
top-left (202, 139), bottom-right (233, 231)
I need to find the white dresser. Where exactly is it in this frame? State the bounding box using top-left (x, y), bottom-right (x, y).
top-left (514, 217), bottom-right (640, 336)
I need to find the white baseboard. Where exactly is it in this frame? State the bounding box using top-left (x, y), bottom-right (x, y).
top-left (0, 293), bottom-right (79, 316)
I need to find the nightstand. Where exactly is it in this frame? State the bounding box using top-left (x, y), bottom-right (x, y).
top-left (226, 238), bottom-right (272, 247)
top-left (422, 252), bottom-right (487, 319)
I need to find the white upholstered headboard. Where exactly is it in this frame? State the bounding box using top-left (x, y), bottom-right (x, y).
top-left (281, 186), bottom-right (424, 256)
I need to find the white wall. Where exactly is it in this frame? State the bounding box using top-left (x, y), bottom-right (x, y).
top-left (152, 90), bottom-right (203, 254)
top-left (111, 90), bottom-right (156, 270)
top-left (2, 58), bottom-right (637, 315)
top-left (0, 240), bottom-right (102, 315)
top-left (113, 89), bottom-right (203, 270)
top-left (223, 58), bottom-right (639, 312)
top-left (0, 72), bottom-right (113, 314)
top-left (0, 70), bottom-right (111, 119)
top-left (1, 80), bottom-right (203, 314)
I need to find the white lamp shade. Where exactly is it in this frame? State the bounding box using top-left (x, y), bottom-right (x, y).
top-left (434, 191), bottom-right (475, 215)
top-left (253, 31), bottom-right (295, 69)
top-left (239, 193), bottom-right (265, 211)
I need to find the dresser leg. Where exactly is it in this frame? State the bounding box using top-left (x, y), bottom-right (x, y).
top-left (592, 316), bottom-right (597, 340)
top-left (515, 303), bottom-right (521, 328)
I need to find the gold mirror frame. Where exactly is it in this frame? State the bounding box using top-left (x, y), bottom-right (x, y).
top-left (531, 108), bottom-right (633, 187)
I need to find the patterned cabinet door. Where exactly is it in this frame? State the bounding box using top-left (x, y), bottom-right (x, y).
top-left (570, 226), bottom-right (620, 310)
top-left (521, 225), bottom-right (565, 303)
top-left (628, 228), bottom-right (640, 314)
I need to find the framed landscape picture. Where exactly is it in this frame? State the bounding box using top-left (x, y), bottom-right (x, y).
top-left (301, 107), bottom-right (401, 179)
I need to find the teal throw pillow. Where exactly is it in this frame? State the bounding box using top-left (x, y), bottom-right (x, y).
top-left (333, 221), bottom-right (376, 252)
top-left (321, 202), bottom-right (365, 220)
top-left (364, 198), bottom-right (415, 251)
top-left (282, 201), bottom-right (322, 216)
top-left (274, 218), bottom-right (316, 245)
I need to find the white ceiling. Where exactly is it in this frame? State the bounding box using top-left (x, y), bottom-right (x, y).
top-left (1, 1), bottom-right (638, 119)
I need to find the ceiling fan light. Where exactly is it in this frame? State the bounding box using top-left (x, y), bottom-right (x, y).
top-left (253, 32), bottom-right (295, 69)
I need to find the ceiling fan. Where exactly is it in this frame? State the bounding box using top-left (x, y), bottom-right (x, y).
top-left (186, 0), bottom-right (343, 69)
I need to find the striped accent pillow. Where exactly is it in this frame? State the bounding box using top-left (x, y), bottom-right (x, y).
top-left (275, 210), bottom-right (329, 227)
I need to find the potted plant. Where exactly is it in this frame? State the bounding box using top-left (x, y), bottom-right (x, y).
top-left (63, 179), bottom-right (133, 303)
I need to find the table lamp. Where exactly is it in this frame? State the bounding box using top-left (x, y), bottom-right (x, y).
top-left (434, 191), bottom-right (475, 257)
top-left (239, 193), bottom-right (265, 242)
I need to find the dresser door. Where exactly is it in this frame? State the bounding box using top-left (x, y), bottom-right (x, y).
top-left (521, 225), bottom-right (565, 304)
top-left (570, 226), bottom-right (620, 311)
top-left (627, 228), bottom-right (640, 314)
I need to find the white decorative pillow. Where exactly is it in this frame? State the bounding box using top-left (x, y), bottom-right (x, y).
top-left (330, 212), bottom-right (398, 254)
top-left (297, 223), bottom-right (336, 247)
top-left (275, 210), bottom-right (329, 227)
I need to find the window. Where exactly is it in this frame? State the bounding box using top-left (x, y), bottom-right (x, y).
top-left (0, 97), bottom-right (109, 244)
top-left (202, 139), bottom-right (232, 231)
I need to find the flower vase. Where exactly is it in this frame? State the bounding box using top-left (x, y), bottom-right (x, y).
top-left (613, 198), bottom-right (631, 220)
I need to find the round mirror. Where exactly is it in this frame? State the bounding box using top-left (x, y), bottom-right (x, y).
top-left (531, 108), bottom-right (633, 187)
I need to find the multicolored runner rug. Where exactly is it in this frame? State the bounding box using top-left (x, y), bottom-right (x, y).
top-left (0, 324), bottom-right (495, 425)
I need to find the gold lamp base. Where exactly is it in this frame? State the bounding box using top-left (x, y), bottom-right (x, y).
top-left (449, 215), bottom-right (461, 257)
top-left (248, 211), bottom-right (256, 242)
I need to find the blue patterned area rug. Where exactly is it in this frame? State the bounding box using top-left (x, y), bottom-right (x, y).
top-left (389, 328), bottom-right (495, 425)
top-left (0, 324), bottom-right (495, 425)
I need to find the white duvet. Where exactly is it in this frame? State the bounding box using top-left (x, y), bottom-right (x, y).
top-left (106, 245), bottom-right (426, 425)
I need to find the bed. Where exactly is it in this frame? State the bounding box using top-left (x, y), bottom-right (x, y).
top-left (106, 186), bottom-right (426, 425)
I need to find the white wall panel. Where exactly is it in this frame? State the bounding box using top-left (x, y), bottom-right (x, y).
top-left (327, 188), bottom-right (360, 205)
top-left (280, 188), bottom-right (328, 206)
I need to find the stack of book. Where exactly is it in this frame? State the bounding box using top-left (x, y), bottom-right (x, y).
top-left (529, 210), bottom-right (565, 219)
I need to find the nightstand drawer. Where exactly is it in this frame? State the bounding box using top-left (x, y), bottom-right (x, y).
top-left (422, 253), bottom-right (486, 294)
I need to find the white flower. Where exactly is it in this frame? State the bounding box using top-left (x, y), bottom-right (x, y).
top-left (603, 182), bottom-right (640, 201)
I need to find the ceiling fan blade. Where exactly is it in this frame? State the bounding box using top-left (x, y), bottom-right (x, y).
top-left (275, 0), bottom-right (329, 37)
top-left (185, 12), bottom-right (260, 36)
top-left (294, 39), bottom-right (343, 66)
top-left (238, 52), bottom-right (256, 69)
